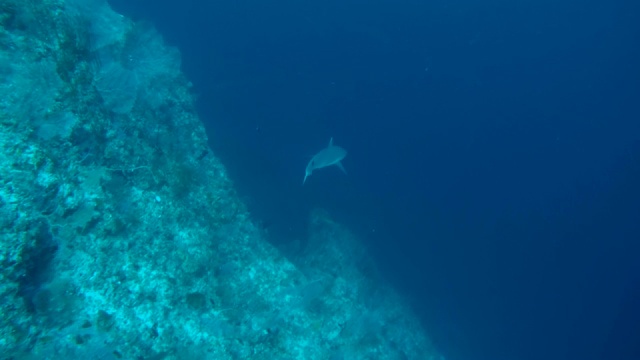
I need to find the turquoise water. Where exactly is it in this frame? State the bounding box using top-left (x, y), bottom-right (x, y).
top-left (2, 0), bottom-right (639, 359)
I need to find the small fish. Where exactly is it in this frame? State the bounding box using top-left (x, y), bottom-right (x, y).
top-left (303, 137), bottom-right (347, 185)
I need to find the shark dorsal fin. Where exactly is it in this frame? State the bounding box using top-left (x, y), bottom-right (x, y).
top-left (329, 137), bottom-right (333, 147)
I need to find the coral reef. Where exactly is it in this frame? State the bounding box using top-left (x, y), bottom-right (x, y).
top-left (0, 1), bottom-right (440, 359)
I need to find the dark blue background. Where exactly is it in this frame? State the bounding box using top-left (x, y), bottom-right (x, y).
top-left (109, 0), bottom-right (640, 359)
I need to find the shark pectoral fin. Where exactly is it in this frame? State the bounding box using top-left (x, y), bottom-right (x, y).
top-left (336, 161), bottom-right (347, 175)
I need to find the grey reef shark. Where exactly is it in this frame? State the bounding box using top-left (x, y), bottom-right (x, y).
top-left (303, 137), bottom-right (347, 185)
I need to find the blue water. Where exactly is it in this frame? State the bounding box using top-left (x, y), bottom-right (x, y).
top-left (110, 1), bottom-right (640, 359)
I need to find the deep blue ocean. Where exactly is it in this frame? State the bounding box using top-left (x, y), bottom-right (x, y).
top-left (109, 1), bottom-right (640, 359)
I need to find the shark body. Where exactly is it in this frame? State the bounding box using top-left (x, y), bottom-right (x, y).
top-left (303, 137), bottom-right (347, 185)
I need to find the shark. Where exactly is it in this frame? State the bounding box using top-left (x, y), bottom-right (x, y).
top-left (303, 137), bottom-right (347, 185)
